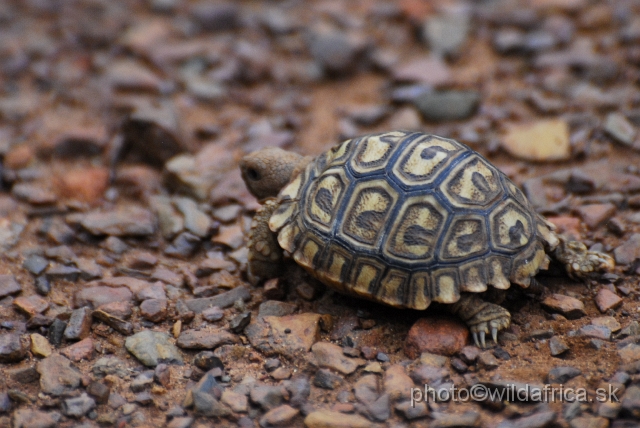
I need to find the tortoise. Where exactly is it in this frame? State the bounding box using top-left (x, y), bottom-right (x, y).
top-left (240, 131), bottom-right (614, 347)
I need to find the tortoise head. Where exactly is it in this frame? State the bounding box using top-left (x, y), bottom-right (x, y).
top-left (240, 147), bottom-right (311, 201)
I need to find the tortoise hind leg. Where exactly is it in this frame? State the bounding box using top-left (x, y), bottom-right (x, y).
top-left (247, 199), bottom-right (284, 284)
top-left (450, 293), bottom-right (511, 348)
top-left (553, 236), bottom-right (614, 280)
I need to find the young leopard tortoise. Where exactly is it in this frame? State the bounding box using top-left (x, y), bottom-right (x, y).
top-left (240, 130), bottom-right (614, 347)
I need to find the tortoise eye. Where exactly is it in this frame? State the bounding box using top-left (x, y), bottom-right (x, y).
top-left (247, 168), bottom-right (261, 181)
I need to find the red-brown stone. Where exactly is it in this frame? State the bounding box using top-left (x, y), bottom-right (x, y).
top-left (404, 316), bottom-right (469, 358)
top-left (595, 288), bottom-right (623, 313)
top-left (61, 338), bottom-right (95, 362)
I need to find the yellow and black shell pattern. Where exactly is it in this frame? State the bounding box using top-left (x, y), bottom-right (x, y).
top-left (268, 131), bottom-right (555, 310)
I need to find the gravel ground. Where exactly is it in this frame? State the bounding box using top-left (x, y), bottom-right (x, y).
top-left (1, 0), bottom-right (640, 427)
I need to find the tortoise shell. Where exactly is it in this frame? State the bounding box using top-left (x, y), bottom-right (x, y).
top-left (268, 131), bottom-right (557, 309)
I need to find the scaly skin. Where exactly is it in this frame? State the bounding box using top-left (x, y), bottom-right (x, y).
top-left (246, 199), bottom-right (284, 284)
top-left (451, 293), bottom-right (511, 348)
top-left (553, 236), bottom-right (615, 280)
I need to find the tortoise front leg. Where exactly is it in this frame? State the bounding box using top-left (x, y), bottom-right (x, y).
top-left (450, 293), bottom-right (511, 348)
top-left (553, 236), bottom-right (614, 280)
top-left (247, 199), bottom-right (284, 284)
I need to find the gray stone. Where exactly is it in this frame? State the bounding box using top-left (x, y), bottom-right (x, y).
top-left (264, 358), bottom-right (281, 372)
top-left (614, 234), bottom-right (640, 265)
top-left (459, 346), bottom-right (480, 364)
top-left (304, 410), bottom-right (370, 428)
top-left (604, 113), bottom-right (636, 146)
top-left (0, 391), bottom-right (10, 413)
top-left (259, 404), bottom-right (300, 427)
top-left (229, 312), bottom-right (251, 333)
top-left (621, 385), bottom-right (640, 418)
top-left (414, 90), bottom-right (480, 122)
top-left (578, 325), bottom-right (611, 340)
top-left (103, 236), bottom-right (128, 254)
top-left (549, 336), bottom-right (570, 356)
top-left (194, 351), bottom-right (224, 371)
top-left (493, 29), bottom-right (526, 53)
top-left (134, 391), bottom-right (154, 405)
top-left (246, 313), bottom-right (315, 361)
top-left (35, 276), bottom-right (51, 295)
top-left (423, 9), bottom-right (470, 56)
top-left (190, 1), bottom-right (240, 32)
top-left (12, 183), bottom-right (56, 205)
top-left (192, 391), bottom-right (231, 417)
top-left (131, 371), bottom-right (155, 392)
top-left (6, 365), bottom-right (38, 383)
top-left (125, 330), bottom-right (183, 366)
top-left (93, 356), bottom-right (129, 378)
top-left (12, 409), bottom-right (60, 428)
top-left (528, 329), bottom-right (554, 341)
top-left (140, 299), bottom-right (168, 323)
top-left (80, 206), bottom-right (155, 236)
top-left (184, 285), bottom-right (251, 313)
top-left (87, 381), bottom-right (110, 404)
top-left (258, 300), bottom-right (297, 317)
top-left (284, 375), bottom-right (311, 407)
top-left (354, 374), bottom-right (378, 404)
top-left (541, 294), bottom-right (586, 319)
top-left (184, 369), bottom-right (228, 416)
top-left (0, 274), bottom-right (21, 298)
top-left (478, 351), bottom-right (499, 370)
top-left (176, 329), bottom-right (239, 350)
top-left (47, 318), bottom-right (67, 347)
top-left (37, 355), bottom-right (82, 396)
top-left (75, 285), bottom-right (133, 309)
top-left (155, 363), bottom-right (171, 387)
top-left (150, 180), bottom-right (179, 220)
top-left (310, 342), bottom-right (364, 375)
top-left (62, 393), bottom-right (96, 417)
top-left (202, 306), bottom-right (224, 321)
top-left (64, 307), bottom-right (93, 340)
top-left (361, 393), bottom-right (390, 422)
top-left (221, 389), bottom-right (248, 413)
top-left (313, 368), bottom-right (343, 390)
top-left (431, 411), bottom-right (479, 427)
top-left (167, 417), bottom-right (195, 428)
top-left (92, 309), bottom-right (133, 335)
top-left (0, 333), bottom-right (26, 363)
top-left (598, 401), bottom-right (621, 419)
top-left (496, 410), bottom-right (556, 428)
top-left (250, 384), bottom-right (288, 410)
top-left (108, 392), bottom-right (127, 408)
top-left (45, 264), bottom-right (81, 282)
top-left (410, 365), bottom-right (448, 385)
top-left (135, 281), bottom-right (166, 301)
top-left (548, 366), bottom-right (581, 384)
top-left (150, 266), bottom-right (182, 287)
top-left (174, 197), bottom-right (212, 238)
top-left (396, 400), bottom-right (429, 420)
top-left (307, 25), bottom-right (364, 75)
top-left (44, 245), bottom-right (76, 264)
top-left (589, 339), bottom-right (605, 350)
top-left (23, 254), bottom-right (49, 276)
top-left (75, 258), bottom-right (103, 280)
top-left (391, 85), bottom-right (432, 103)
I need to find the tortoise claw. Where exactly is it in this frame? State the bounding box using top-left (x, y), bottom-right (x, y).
top-left (479, 331), bottom-right (486, 348)
top-left (491, 327), bottom-right (498, 344)
top-left (473, 332), bottom-right (480, 348)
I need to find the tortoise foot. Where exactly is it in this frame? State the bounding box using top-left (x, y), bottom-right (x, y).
top-left (554, 238), bottom-right (614, 280)
top-left (451, 293), bottom-right (511, 348)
